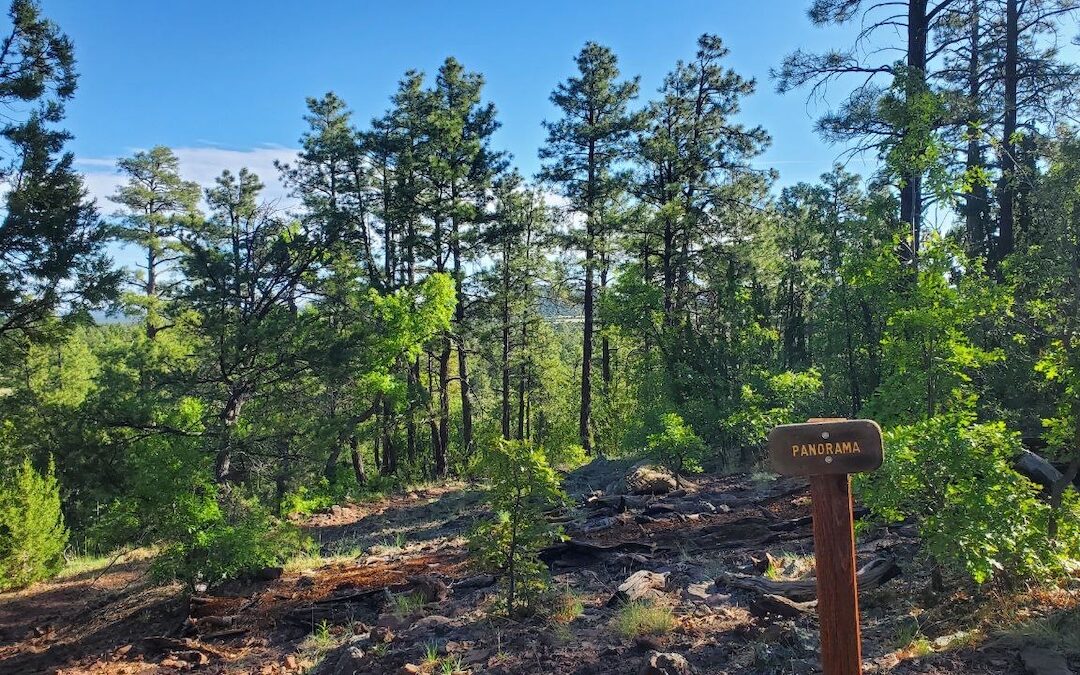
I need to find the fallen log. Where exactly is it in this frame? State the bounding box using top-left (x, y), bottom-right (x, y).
top-left (715, 556), bottom-right (900, 602)
top-left (584, 494), bottom-right (647, 512)
top-left (749, 593), bottom-right (817, 619)
top-left (190, 615), bottom-right (237, 629)
top-left (142, 636), bottom-right (230, 660)
top-left (539, 538), bottom-right (656, 568)
top-left (284, 603), bottom-right (374, 627)
top-left (201, 628), bottom-right (246, 641)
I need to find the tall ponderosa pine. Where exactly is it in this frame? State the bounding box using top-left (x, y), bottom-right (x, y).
top-left (181, 169), bottom-right (324, 483)
top-left (637, 34), bottom-right (770, 329)
top-left (540, 42), bottom-right (640, 455)
top-left (776, 0), bottom-right (960, 258)
top-left (111, 147), bottom-right (200, 340)
top-left (426, 58), bottom-right (506, 472)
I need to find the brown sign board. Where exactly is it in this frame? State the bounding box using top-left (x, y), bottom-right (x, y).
top-left (768, 419), bottom-right (883, 476)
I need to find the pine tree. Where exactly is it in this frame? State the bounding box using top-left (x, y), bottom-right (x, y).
top-left (110, 147), bottom-right (200, 340)
top-left (180, 169), bottom-right (324, 483)
top-left (426, 58), bottom-right (507, 472)
top-left (0, 0), bottom-right (116, 344)
top-left (0, 454), bottom-right (67, 590)
top-left (540, 42), bottom-right (640, 455)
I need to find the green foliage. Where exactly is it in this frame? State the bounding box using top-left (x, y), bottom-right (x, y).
top-left (9, 22), bottom-right (1080, 605)
top-left (865, 234), bottom-right (1007, 425)
top-left (0, 1), bottom-right (118, 342)
top-left (94, 398), bottom-right (308, 586)
top-left (0, 453), bottom-right (67, 590)
top-left (151, 492), bottom-right (308, 587)
top-left (468, 440), bottom-right (568, 615)
top-left (646, 412), bottom-right (707, 476)
top-left (856, 415), bottom-right (1079, 584)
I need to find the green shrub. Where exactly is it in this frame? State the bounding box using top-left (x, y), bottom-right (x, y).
top-left (855, 415), bottom-right (1079, 584)
top-left (150, 492), bottom-right (309, 586)
top-left (96, 398), bottom-right (309, 587)
top-left (544, 442), bottom-right (589, 472)
top-left (469, 439), bottom-right (568, 615)
top-left (646, 412), bottom-right (707, 476)
top-left (0, 457), bottom-right (68, 590)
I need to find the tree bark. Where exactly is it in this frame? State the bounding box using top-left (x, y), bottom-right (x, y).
top-left (214, 388), bottom-right (247, 484)
top-left (436, 338), bottom-right (451, 477)
top-left (381, 397), bottom-right (397, 475)
top-left (517, 317), bottom-right (528, 441)
top-left (996, 0), bottom-right (1019, 263)
top-left (349, 434), bottom-right (367, 486)
top-left (901, 0), bottom-right (928, 258)
top-left (580, 242), bottom-right (595, 455)
top-left (580, 137), bottom-right (597, 456)
top-left (964, 0), bottom-right (990, 260)
top-left (452, 214), bottom-right (474, 458)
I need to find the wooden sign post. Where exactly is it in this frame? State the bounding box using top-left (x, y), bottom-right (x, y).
top-left (767, 419), bottom-right (883, 675)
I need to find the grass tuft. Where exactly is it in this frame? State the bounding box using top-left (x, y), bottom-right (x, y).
top-left (763, 551), bottom-right (815, 581)
top-left (549, 590), bottom-right (584, 624)
top-left (614, 600), bottom-right (675, 639)
top-left (388, 590), bottom-right (426, 618)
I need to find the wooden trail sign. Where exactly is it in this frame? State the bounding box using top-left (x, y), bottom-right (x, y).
top-left (767, 419), bottom-right (884, 675)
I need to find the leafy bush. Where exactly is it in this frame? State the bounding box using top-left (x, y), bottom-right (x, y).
top-left (646, 412), bottom-right (707, 476)
top-left (0, 456), bottom-right (68, 590)
top-left (544, 442), bottom-right (588, 472)
top-left (714, 369), bottom-right (823, 462)
top-left (96, 398), bottom-right (309, 587)
top-left (855, 415), bottom-right (1079, 584)
top-left (468, 439), bottom-right (568, 615)
top-left (151, 492), bottom-right (309, 585)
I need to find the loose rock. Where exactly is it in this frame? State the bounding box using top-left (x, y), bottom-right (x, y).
top-left (1021, 646), bottom-right (1073, 675)
top-left (640, 651), bottom-right (695, 675)
top-left (627, 465), bottom-right (678, 495)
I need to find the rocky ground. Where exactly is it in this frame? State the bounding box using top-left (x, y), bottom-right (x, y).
top-left (1, 459), bottom-right (1078, 674)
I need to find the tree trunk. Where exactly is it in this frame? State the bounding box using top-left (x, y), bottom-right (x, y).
top-left (436, 338), bottom-right (451, 477)
top-left (501, 265), bottom-right (512, 440)
top-left (580, 243), bottom-right (595, 455)
top-left (145, 225), bottom-right (158, 341)
top-left (349, 434), bottom-right (367, 486)
top-left (381, 397), bottom-right (397, 474)
top-left (900, 0), bottom-right (928, 259)
top-left (600, 252), bottom-right (612, 386)
top-left (964, 1), bottom-right (990, 259)
top-left (581, 136), bottom-right (596, 456)
top-left (214, 388), bottom-right (247, 484)
top-left (517, 317), bottom-right (528, 441)
top-left (662, 215), bottom-right (675, 326)
top-left (452, 219), bottom-right (474, 458)
top-left (324, 434), bottom-right (345, 483)
top-left (996, 0), bottom-right (1019, 264)
top-left (406, 358), bottom-right (420, 465)
top-left (373, 426), bottom-right (381, 473)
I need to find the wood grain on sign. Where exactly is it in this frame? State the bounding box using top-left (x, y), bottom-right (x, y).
top-left (768, 419), bottom-right (883, 476)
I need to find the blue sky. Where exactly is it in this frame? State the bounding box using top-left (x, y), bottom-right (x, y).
top-left (49, 0), bottom-right (873, 204)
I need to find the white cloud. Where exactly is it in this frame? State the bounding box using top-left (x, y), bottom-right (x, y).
top-left (76, 145), bottom-right (300, 213)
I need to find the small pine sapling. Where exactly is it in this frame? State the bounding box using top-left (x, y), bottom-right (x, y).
top-left (469, 440), bottom-right (568, 616)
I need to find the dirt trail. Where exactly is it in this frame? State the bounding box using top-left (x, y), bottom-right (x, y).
top-left (0, 466), bottom-right (1075, 674)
